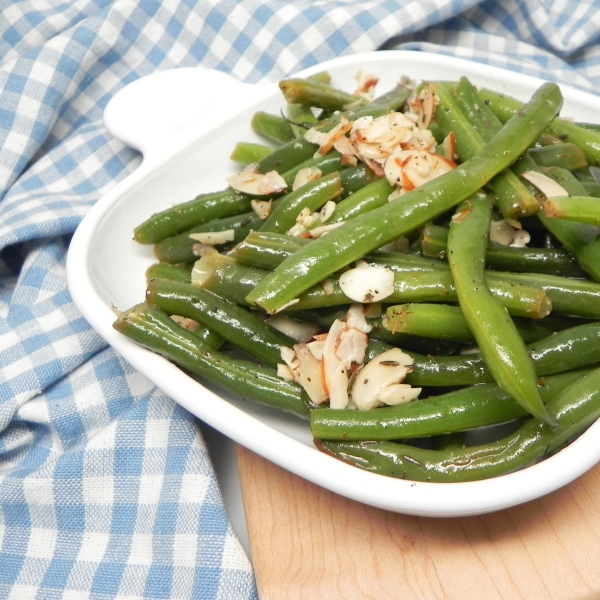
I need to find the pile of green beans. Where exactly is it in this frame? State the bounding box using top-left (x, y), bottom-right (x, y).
top-left (115, 70), bottom-right (600, 485)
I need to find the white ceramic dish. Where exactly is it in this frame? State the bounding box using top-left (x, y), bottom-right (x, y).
top-left (67, 50), bottom-right (600, 517)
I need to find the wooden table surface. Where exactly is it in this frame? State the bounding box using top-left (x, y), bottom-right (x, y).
top-left (236, 445), bottom-right (600, 600)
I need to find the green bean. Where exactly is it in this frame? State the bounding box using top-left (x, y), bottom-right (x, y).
top-left (420, 222), bottom-right (586, 278)
top-left (371, 325), bottom-right (462, 356)
top-left (500, 315), bottom-right (587, 343)
top-left (286, 73), bottom-right (333, 136)
top-left (361, 252), bottom-right (449, 274)
top-left (432, 432), bottom-right (467, 451)
top-left (230, 142), bottom-right (273, 165)
top-left (577, 123), bottom-right (600, 134)
top-left (113, 304), bottom-right (309, 419)
top-left (419, 228), bottom-right (600, 320)
top-left (433, 81), bottom-right (539, 218)
top-left (147, 308), bottom-right (223, 349)
top-left (496, 271), bottom-right (600, 319)
top-left (531, 169), bottom-right (600, 284)
top-left (134, 190), bottom-right (255, 245)
top-left (468, 95), bottom-right (600, 284)
top-left (256, 136), bottom-right (319, 174)
top-left (450, 77), bottom-right (497, 136)
top-left (527, 143), bottom-right (587, 171)
top-left (136, 152), bottom-right (348, 246)
top-left (389, 270), bottom-right (550, 319)
top-left (418, 224), bottom-right (450, 260)
top-left (235, 232), bottom-right (571, 319)
top-left (542, 195), bottom-right (600, 226)
top-left (278, 176), bottom-right (394, 236)
top-left (306, 71), bottom-right (332, 85)
top-left (405, 321), bottom-right (600, 387)
top-left (195, 251), bottom-right (551, 317)
top-left (338, 164), bottom-right (377, 197)
top-left (311, 80), bottom-right (412, 133)
top-left (146, 262), bottom-right (191, 283)
top-left (383, 303), bottom-right (572, 344)
top-left (256, 81), bottom-right (411, 175)
top-left (192, 254), bottom-right (354, 313)
top-left (583, 181), bottom-right (600, 197)
top-left (286, 102), bottom-right (314, 138)
top-left (258, 171), bottom-right (343, 234)
top-left (573, 166), bottom-right (599, 182)
top-left (536, 133), bottom-right (564, 146)
top-left (428, 120), bottom-right (445, 144)
top-left (454, 76), bottom-right (555, 189)
top-left (451, 76), bottom-right (543, 200)
top-left (192, 325), bottom-right (224, 348)
top-left (312, 368), bottom-right (592, 441)
top-left (233, 231), bottom-right (310, 270)
top-left (279, 152), bottom-right (345, 185)
top-left (291, 306), bottom-right (462, 356)
top-left (477, 87), bottom-right (600, 167)
top-left (471, 85), bottom-right (530, 119)
top-left (543, 116), bottom-right (600, 167)
top-left (316, 365), bottom-right (600, 482)
top-left (191, 253), bottom-right (263, 306)
top-left (146, 278), bottom-right (294, 368)
top-left (152, 165), bottom-right (355, 263)
top-left (251, 111), bottom-right (296, 143)
top-left (540, 164), bottom-right (589, 195)
top-left (279, 78), bottom-right (367, 111)
top-left (246, 82), bottom-right (563, 314)
top-left (384, 303), bottom-right (478, 344)
top-left (154, 211), bottom-right (263, 264)
top-left (233, 231), bottom-right (446, 272)
top-left (326, 177), bottom-right (395, 224)
top-left (448, 195), bottom-right (552, 423)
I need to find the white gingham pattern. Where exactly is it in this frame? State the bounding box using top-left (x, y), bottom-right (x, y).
top-left (1, 1), bottom-right (600, 598)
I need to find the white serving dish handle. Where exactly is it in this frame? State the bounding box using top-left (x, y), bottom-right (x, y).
top-left (104, 67), bottom-right (274, 167)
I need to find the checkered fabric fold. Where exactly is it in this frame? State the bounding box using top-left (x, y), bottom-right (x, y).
top-left (1, 1), bottom-right (600, 598)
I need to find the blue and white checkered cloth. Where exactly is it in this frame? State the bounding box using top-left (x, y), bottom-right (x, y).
top-left (2, 1), bottom-right (600, 597)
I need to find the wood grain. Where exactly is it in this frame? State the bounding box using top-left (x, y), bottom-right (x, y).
top-left (236, 445), bottom-right (600, 600)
